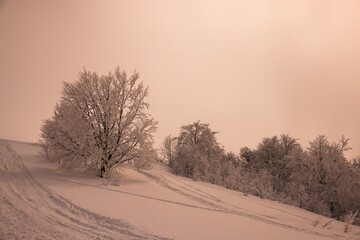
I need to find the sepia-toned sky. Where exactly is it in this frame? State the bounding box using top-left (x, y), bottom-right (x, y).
top-left (1, 0), bottom-right (360, 158)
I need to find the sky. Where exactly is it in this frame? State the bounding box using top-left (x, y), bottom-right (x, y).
top-left (1, 0), bottom-right (360, 158)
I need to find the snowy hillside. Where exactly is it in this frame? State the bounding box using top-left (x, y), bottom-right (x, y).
top-left (1, 140), bottom-right (359, 239)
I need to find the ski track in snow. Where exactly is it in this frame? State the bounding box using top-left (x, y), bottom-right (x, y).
top-left (0, 141), bottom-right (168, 240)
top-left (137, 168), bottom-right (357, 240)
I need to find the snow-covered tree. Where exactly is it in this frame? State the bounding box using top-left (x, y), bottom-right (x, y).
top-left (305, 135), bottom-right (354, 216)
top-left (177, 121), bottom-right (223, 160)
top-left (248, 135), bottom-right (299, 193)
top-left (170, 121), bottom-right (225, 181)
top-left (41, 67), bottom-right (157, 177)
top-left (160, 134), bottom-right (176, 164)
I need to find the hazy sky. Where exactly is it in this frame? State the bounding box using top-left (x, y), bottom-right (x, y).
top-left (1, 0), bottom-right (360, 158)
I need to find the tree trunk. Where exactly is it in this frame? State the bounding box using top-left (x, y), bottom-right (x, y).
top-left (99, 162), bottom-right (107, 178)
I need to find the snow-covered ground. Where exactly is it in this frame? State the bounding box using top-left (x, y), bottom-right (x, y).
top-left (2, 140), bottom-right (359, 239)
top-left (0, 140), bottom-right (165, 240)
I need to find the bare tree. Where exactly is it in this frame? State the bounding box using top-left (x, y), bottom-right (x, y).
top-left (41, 67), bottom-right (157, 177)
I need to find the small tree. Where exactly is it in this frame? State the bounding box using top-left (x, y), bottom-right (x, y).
top-left (160, 135), bottom-right (176, 164)
top-left (170, 121), bottom-right (225, 181)
top-left (253, 169), bottom-right (273, 199)
top-left (41, 67), bottom-right (157, 177)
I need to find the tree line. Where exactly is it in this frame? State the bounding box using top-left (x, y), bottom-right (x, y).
top-left (161, 121), bottom-right (360, 224)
